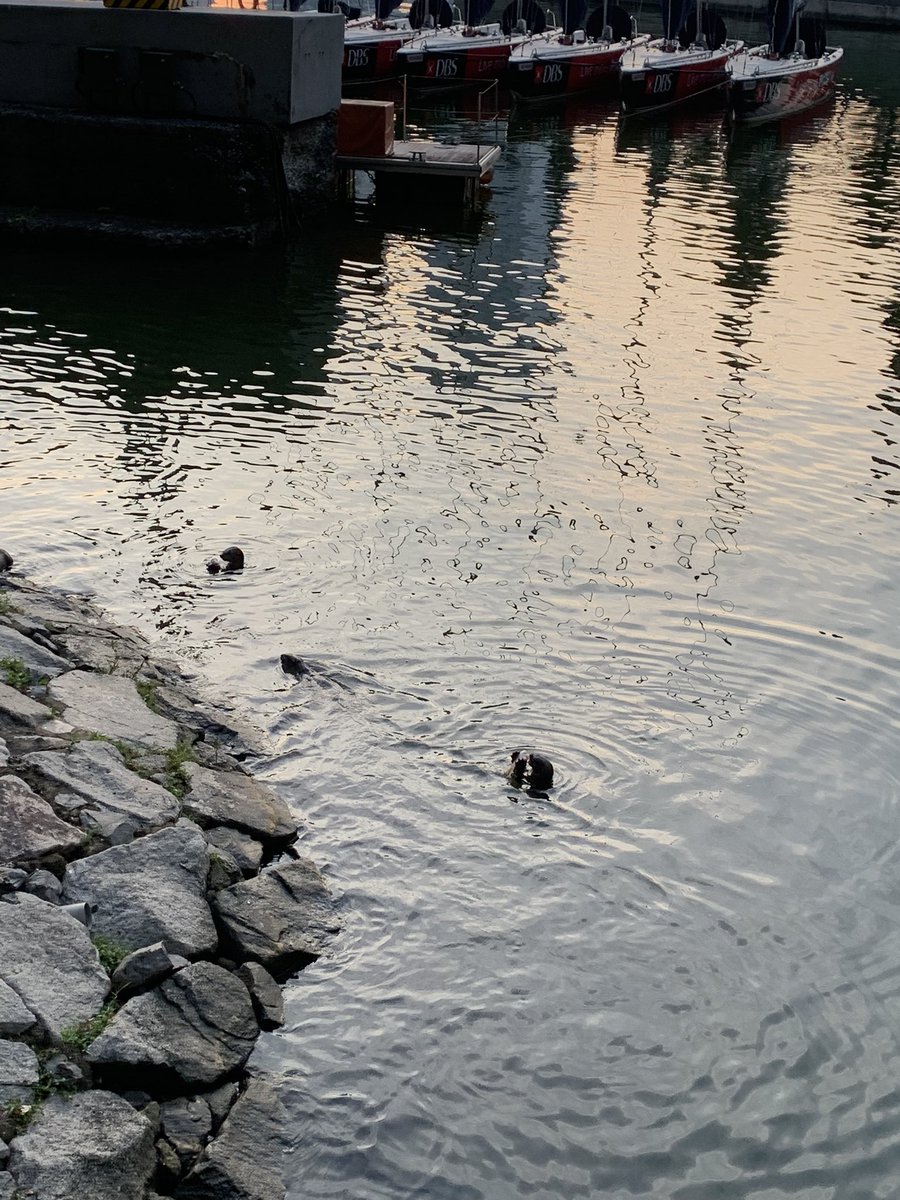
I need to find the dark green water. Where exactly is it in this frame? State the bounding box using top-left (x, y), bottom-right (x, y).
top-left (3, 28), bottom-right (900, 1198)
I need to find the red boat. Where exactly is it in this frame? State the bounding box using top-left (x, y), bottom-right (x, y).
top-left (508, 2), bottom-right (652, 102)
top-left (396, 0), bottom-right (543, 86)
top-left (728, 11), bottom-right (842, 124)
top-left (619, 3), bottom-right (742, 114)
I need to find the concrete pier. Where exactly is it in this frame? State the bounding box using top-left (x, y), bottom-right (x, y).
top-left (0, 1), bottom-right (344, 246)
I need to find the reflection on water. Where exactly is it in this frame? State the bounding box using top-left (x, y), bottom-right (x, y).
top-left (4, 29), bottom-right (900, 1200)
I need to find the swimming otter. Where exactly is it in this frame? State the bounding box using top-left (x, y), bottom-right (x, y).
top-left (507, 749), bottom-right (554, 790)
top-left (280, 653), bottom-right (312, 678)
top-left (0, 549), bottom-right (12, 573)
top-left (206, 546), bottom-right (245, 575)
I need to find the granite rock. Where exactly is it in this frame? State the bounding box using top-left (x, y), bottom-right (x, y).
top-left (46, 670), bottom-right (180, 748)
top-left (213, 860), bottom-right (340, 978)
top-left (0, 775), bottom-right (84, 866)
top-left (87, 962), bottom-right (258, 1093)
top-left (0, 626), bottom-right (69, 679)
top-left (183, 763), bottom-right (295, 844)
top-left (111, 942), bottom-right (190, 995)
top-left (0, 1039), bottom-right (39, 1105)
top-left (0, 979), bottom-right (35, 1037)
top-left (22, 868), bottom-right (63, 903)
top-left (62, 820), bottom-right (217, 958)
top-left (0, 892), bottom-right (109, 1038)
top-left (160, 1095), bottom-right (214, 1167)
top-left (174, 1078), bottom-right (288, 1200)
top-left (25, 738), bottom-right (181, 836)
top-left (205, 826), bottom-right (264, 878)
top-left (235, 964), bottom-right (283, 1031)
top-left (0, 680), bottom-right (53, 728)
top-left (8, 1089), bottom-right (156, 1200)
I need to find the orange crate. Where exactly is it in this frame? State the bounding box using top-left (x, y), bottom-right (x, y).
top-left (337, 100), bottom-right (395, 158)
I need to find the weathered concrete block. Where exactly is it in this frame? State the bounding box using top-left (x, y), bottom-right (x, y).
top-left (0, 5), bottom-right (342, 124)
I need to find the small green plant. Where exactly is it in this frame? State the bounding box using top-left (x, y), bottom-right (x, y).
top-left (163, 740), bottom-right (195, 799)
top-left (0, 655), bottom-right (30, 692)
top-left (1, 1097), bottom-right (39, 1136)
top-left (92, 934), bottom-right (128, 976)
top-left (135, 679), bottom-right (159, 713)
top-left (59, 1000), bottom-right (118, 1055)
top-left (78, 732), bottom-right (142, 771)
top-left (0, 593), bottom-right (17, 616)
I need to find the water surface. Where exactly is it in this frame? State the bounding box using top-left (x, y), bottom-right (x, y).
top-left (3, 31), bottom-right (900, 1199)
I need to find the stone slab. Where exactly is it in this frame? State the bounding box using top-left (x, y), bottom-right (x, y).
top-left (0, 892), bottom-right (109, 1038)
top-left (183, 763), bottom-right (295, 843)
top-left (8, 1089), bottom-right (156, 1200)
top-left (0, 774), bottom-right (85, 866)
top-left (213, 859), bottom-right (340, 978)
top-left (0, 680), bottom-right (53, 728)
top-left (0, 626), bottom-right (69, 679)
top-left (25, 738), bottom-right (180, 836)
top-left (47, 671), bottom-right (180, 749)
top-left (87, 962), bottom-right (258, 1093)
top-left (62, 820), bottom-right (217, 959)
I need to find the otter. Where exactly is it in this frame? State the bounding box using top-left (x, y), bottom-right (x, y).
top-left (507, 749), bottom-right (554, 791)
top-left (0, 549), bottom-right (13, 573)
top-left (206, 546), bottom-right (245, 575)
top-left (280, 653), bottom-right (312, 679)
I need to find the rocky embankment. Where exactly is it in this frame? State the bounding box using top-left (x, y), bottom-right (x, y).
top-left (0, 566), bottom-right (341, 1200)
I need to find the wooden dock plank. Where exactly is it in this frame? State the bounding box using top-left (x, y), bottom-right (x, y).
top-left (336, 139), bottom-right (501, 179)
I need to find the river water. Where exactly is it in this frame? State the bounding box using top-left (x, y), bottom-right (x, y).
top-left (4, 28), bottom-right (900, 1198)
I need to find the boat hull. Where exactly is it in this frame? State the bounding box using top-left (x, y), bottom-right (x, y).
top-left (728, 46), bottom-right (842, 124)
top-left (619, 40), bottom-right (742, 114)
top-left (343, 25), bottom-right (415, 81)
top-left (398, 27), bottom-right (524, 85)
top-left (508, 36), bottom-right (650, 101)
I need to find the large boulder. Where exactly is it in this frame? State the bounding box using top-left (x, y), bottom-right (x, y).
top-left (24, 738), bottom-right (180, 839)
top-left (46, 671), bottom-right (180, 749)
top-left (87, 962), bottom-right (258, 1093)
top-left (175, 1078), bottom-right (288, 1200)
top-left (7, 1089), bottom-right (156, 1200)
top-left (182, 763), bottom-right (295, 844)
top-left (0, 775), bottom-right (84, 866)
top-left (212, 860), bottom-right (340, 979)
top-left (62, 820), bottom-right (217, 958)
top-left (0, 893), bottom-right (109, 1038)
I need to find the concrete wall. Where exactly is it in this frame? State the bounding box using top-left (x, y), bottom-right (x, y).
top-left (0, 1), bottom-right (343, 124)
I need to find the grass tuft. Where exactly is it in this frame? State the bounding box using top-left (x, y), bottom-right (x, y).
top-left (92, 934), bottom-right (129, 977)
top-left (163, 740), bottom-right (195, 799)
top-left (59, 1000), bottom-right (118, 1055)
top-left (0, 655), bottom-right (31, 691)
